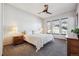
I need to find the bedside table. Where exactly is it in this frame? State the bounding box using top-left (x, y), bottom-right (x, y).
top-left (67, 38), bottom-right (79, 56)
top-left (13, 35), bottom-right (25, 45)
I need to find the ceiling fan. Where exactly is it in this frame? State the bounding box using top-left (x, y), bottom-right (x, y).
top-left (38, 4), bottom-right (52, 14)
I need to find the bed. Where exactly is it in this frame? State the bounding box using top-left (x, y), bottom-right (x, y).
top-left (24, 34), bottom-right (54, 52)
top-left (4, 32), bottom-right (54, 52)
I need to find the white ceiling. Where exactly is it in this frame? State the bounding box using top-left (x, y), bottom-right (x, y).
top-left (9, 3), bottom-right (77, 19)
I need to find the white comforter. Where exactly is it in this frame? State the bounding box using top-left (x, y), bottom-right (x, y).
top-left (24, 34), bottom-right (54, 52)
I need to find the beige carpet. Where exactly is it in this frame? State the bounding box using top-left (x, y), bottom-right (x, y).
top-left (3, 39), bottom-right (67, 56)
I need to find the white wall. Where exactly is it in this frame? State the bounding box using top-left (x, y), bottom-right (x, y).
top-left (3, 4), bottom-right (42, 35)
top-left (3, 4), bottom-right (42, 45)
top-left (0, 3), bottom-right (2, 56)
top-left (42, 11), bottom-right (76, 39)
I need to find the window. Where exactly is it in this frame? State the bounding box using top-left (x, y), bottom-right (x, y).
top-left (61, 18), bottom-right (68, 34)
top-left (47, 21), bottom-right (52, 33)
top-left (75, 13), bottom-right (78, 28)
top-left (47, 17), bottom-right (68, 35)
top-left (52, 20), bottom-right (60, 34)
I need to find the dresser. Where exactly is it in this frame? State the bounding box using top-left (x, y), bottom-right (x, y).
top-left (67, 38), bottom-right (79, 56)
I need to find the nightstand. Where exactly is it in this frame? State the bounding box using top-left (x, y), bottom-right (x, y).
top-left (13, 35), bottom-right (25, 45)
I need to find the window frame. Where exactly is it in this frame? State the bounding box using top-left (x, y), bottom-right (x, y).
top-left (46, 17), bottom-right (68, 35)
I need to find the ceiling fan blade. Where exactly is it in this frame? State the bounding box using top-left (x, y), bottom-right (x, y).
top-left (46, 12), bottom-right (52, 14)
top-left (38, 11), bottom-right (52, 14)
